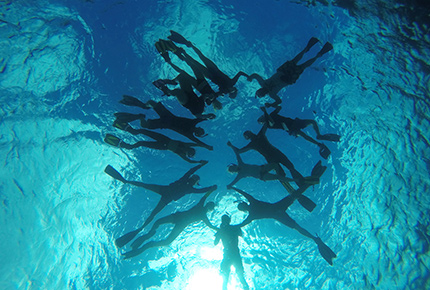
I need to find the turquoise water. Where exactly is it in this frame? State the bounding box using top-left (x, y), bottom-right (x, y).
top-left (1, 0), bottom-right (429, 289)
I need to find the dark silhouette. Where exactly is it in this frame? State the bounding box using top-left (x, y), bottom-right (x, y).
top-left (153, 69), bottom-right (208, 117)
top-left (155, 55), bottom-right (224, 110)
top-left (104, 129), bottom-right (203, 164)
top-left (248, 37), bottom-right (333, 107)
top-left (226, 141), bottom-right (292, 188)
top-left (122, 191), bottom-right (216, 259)
top-left (104, 162), bottom-right (217, 248)
top-left (232, 187), bottom-right (336, 265)
top-left (167, 30), bottom-right (249, 99)
top-left (115, 97), bottom-right (215, 150)
top-left (259, 106), bottom-right (340, 159)
top-left (213, 214), bottom-right (249, 290)
top-left (232, 124), bottom-right (307, 187)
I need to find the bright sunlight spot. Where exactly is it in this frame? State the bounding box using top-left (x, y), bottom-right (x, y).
top-left (186, 268), bottom-right (223, 290)
top-left (200, 246), bottom-right (223, 261)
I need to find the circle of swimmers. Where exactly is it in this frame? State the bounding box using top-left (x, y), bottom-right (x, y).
top-left (104, 30), bottom-right (340, 290)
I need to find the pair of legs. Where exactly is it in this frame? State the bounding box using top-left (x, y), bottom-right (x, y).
top-left (123, 220), bottom-right (187, 259)
top-left (221, 254), bottom-right (249, 290)
top-left (282, 118), bottom-right (340, 159)
top-left (274, 213), bottom-right (336, 265)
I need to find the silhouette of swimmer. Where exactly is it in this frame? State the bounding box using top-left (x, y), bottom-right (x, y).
top-left (104, 162), bottom-right (217, 248)
top-left (232, 124), bottom-right (307, 187)
top-left (115, 96), bottom-right (215, 150)
top-left (104, 129), bottom-right (204, 164)
top-left (154, 52), bottom-right (224, 110)
top-left (122, 191), bottom-right (216, 259)
top-left (259, 106), bottom-right (340, 159)
top-left (248, 37), bottom-right (333, 107)
top-left (167, 30), bottom-right (249, 99)
top-left (213, 214), bottom-right (249, 290)
top-left (232, 187), bottom-right (336, 265)
top-left (153, 69), bottom-right (208, 117)
top-left (226, 140), bottom-right (293, 188)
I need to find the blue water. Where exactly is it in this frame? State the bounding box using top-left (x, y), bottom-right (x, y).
top-left (1, 0), bottom-right (429, 289)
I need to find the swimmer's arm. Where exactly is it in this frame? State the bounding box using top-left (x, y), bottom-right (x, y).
top-left (231, 71), bottom-right (250, 85)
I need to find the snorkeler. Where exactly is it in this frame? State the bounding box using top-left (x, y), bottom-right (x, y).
top-left (231, 124), bottom-right (307, 187)
top-left (213, 214), bottom-right (250, 290)
top-left (259, 106), bottom-right (340, 159)
top-left (154, 50), bottom-right (225, 110)
top-left (167, 30), bottom-right (250, 99)
top-left (122, 191), bottom-right (216, 259)
top-left (104, 162), bottom-right (217, 248)
top-left (248, 37), bottom-right (333, 107)
top-left (232, 187), bottom-right (336, 265)
top-left (226, 140), bottom-right (293, 188)
top-left (104, 129), bottom-right (204, 164)
top-left (152, 70), bottom-right (208, 117)
top-left (114, 97), bottom-right (215, 150)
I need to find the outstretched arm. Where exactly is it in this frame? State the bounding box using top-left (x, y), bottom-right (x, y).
top-left (231, 186), bottom-right (257, 203)
top-left (248, 73), bottom-right (266, 87)
top-left (266, 93), bottom-right (282, 107)
top-left (257, 124), bottom-right (268, 137)
top-left (226, 174), bottom-right (242, 189)
top-left (181, 161), bottom-right (208, 180)
top-left (193, 184), bottom-right (217, 194)
top-left (203, 216), bottom-right (218, 231)
top-left (227, 141), bottom-right (244, 166)
top-left (231, 71), bottom-right (250, 85)
top-left (233, 141), bottom-right (254, 154)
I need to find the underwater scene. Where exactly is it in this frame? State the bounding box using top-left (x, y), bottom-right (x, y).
top-left (0, 0), bottom-right (429, 289)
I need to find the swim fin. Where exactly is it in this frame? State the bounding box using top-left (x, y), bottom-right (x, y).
top-left (318, 42), bottom-right (333, 56)
top-left (119, 95), bottom-right (148, 109)
top-left (280, 181), bottom-right (316, 212)
top-left (104, 134), bottom-right (122, 147)
top-left (168, 30), bottom-right (192, 47)
top-left (315, 237), bottom-right (337, 265)
top-left (104, 165), bottom-right (127, 183)
top-left (212, 99), bottom-right (223, 110)
top-left (113, 120), bottom-right (130, 131)
top-left (311, 160), bottom-right (327, 178)
top-left (115, 227), bottom-right (143, 248)
top-left (155, 40), bottom-right (172, 62)
top-left (317, 133), bottom-right (341, 142)
top-left (305, 37), bottom-right (320, 52)
top-left (114, 112), bottom-right (145, 123)
top-left (318, 144), bottom-right (331, 159)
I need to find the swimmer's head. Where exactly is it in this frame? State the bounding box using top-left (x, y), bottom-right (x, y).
top-left (194, 127), bottom-right (205, 137)
top-left (186, 147), bottom-right (196, 158)
top-left (257, 115), bottom-right (266, 124)
top-left (256, 87), bottom-right (269, 98)
top-left (190, 174), bottom-right (200, 185)
top-left (243, 130), bottom-right (254, 140)
top-left (205, 201), bottom-right (216, 211)
top-left (237, 202), bottom-right (249, 212)
top-left (221, 214), bottom-right (231, 225)
top-left (227, 164), bottom-right (239, 173)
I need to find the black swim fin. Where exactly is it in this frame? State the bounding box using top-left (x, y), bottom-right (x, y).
top-left (305, 37), bottom-right (320, 52)
top-left (168, 30), bottom-right (192, 47)
top-left (318, 42), bottom-right (333, 56)
top-left (120, 95), bottom-right (148, 109)
top-left (311, 160), bottom-right (327, 178)
top-left (317, 133), bottom-right (341, 142)
top-left (104, 165), bottom-right (127, 183)
top-left (114, 112), bottom-right (145, 123)
top-left (315, 237), bottom-right (337, 265)
top-left (104, 134), bottom-right (122, 147)
top-left (280, 181), bottom-right (316, 212)
top-left (115, 227), bottom-right (143, 248)
top-left (318, 144), bottom-right (331, 159)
